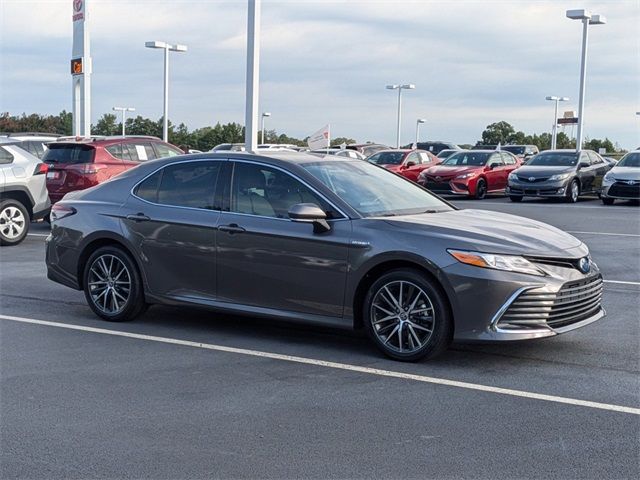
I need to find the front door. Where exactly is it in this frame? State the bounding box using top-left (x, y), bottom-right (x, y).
top-left (121, 160), bottom-right (223, 301)
top-left (215, 161), bottom-right (351, 319)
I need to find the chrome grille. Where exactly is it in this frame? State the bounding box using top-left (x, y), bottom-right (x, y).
top-left (498, 275), bottom-right (603, 330)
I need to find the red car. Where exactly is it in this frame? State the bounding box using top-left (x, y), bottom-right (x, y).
top-left (367, 149), bottom-right (442, 182)
top-left (43, 136), bottom-right (183, 204)
top-left (417, 150), bottom-right (521, 199)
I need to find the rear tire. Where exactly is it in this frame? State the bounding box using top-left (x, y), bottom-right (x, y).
top-left (0, 199), bottom-right (29, 246)
top-left (83, 246), bottom-right (147, 322)
top-left (602, 197), bottom-right (615, 205)
top-left (473, 179), bottom-right (487, 200)
top-left (363, 269), bottom-right (453, 361)
top-left (509, 195), bottom-right (523, 202)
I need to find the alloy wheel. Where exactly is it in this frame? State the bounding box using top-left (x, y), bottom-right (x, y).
top-left (571, 181), bottom-right (579, 202)
top-left (87, 254), bottom-right (132, 315)
top-left (0, 206), bottom-right (26, 240)
top-left (370, 280), bottom-right (435, 354)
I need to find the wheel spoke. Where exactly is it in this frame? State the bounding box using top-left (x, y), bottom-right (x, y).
top-left (382, 286), bottom-right (400, 310)
top-left (373, 303), bottom-right (395, 317)
top-left (407, 323), bottom-right (422, 347)
top-left (397, 323), bottom-right (403, 352)
top-left (408, 321), bottom-right (432, 334)
top-left (383, 324), bottom-right (400, 345)
top-left (372, 314), bottom-right (398, 325)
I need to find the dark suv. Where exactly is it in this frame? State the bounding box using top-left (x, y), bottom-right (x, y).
top-left (44, 136), bottom-right (183, 204)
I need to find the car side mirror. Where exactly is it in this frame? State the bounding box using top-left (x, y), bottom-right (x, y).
top-left (404, 161), bottom-right (416, 167)
top-left (578, 162), bottom-right (589, 170)
top-left (489, 163), bottom-right (501, 170)
top-left (288, 203), bottom-right (331, 233)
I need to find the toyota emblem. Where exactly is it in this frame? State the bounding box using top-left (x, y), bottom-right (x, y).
top-left (626, 180), bottom-right (635, 185)
top-left (578, 257), bottom-right (591, 274)
top-left (528, 176), bottom-right (536, 182)
top-left (435, 176), bottom-right (442, 182)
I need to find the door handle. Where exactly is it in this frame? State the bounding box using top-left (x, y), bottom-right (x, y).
top-left (218, 223), bottom-right (246, 234)
top-left (126, 213), bottom-right (151, 222)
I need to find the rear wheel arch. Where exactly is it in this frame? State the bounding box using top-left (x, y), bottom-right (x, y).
top-left (77, 236), bottom-right (144, 291)
top-left (351, 258), bottom-right (454, 334)
top-left (0, 190), bottom-right (33, 219)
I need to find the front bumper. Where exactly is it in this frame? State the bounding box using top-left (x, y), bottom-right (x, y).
top-left (600, 181), bottom-right (640, 200)
top-left (419, 179), bottom-right (470, 196)
top-left (506, 179), bottom-right (568, 198)
top-left (444, 258), bottom-right (605, 342)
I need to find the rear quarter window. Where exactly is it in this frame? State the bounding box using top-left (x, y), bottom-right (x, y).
top-left (0, 146), bottom-right (14, 164)
top-left (43, 144), bottom-right (95, 164)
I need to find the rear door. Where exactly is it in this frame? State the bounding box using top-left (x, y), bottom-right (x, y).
top-left (587, 151), bottom-right (609, 191)
top-left (121, 159), bottom-right (224, 300)
top-left (401, 152), bottom-right (424, 181)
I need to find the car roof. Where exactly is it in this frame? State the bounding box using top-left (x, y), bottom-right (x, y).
top-left (0, 137), bottom-right (23, 146)
top-left (0, 132), bottom-right (61, 138)
top-left (51, 136), bottom-right (164, 146)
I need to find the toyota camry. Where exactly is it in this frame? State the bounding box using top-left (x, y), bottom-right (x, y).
top-left (46, 151), bottom-right (605, 361)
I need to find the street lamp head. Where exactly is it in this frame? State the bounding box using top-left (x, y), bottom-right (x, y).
top-left (559, 97), bottom-right (570, 102)
top-left (546, 96), bottom-right (559, 101)
top-left (170, 44), bottom-right (188, 52)
top-left (417, 118), bottom-right (426, 124)
top-left (386, 84), bottom-right (399, 90)
top-left (262, 112), bottom-right (271, 118)
top-left (589, 14), bottom-right (606, 25)
top-left (401, 84), bottom-right (416, 90)
top-left (145, 41), bottom-right (168, 49)
top-left (566, 9), bottom-right (592, 20)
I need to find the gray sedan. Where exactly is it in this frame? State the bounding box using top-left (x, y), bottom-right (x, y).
top-left (600, 150), bottom-right (640, 204)
top-left (46, 152), bottom-right (604, 361)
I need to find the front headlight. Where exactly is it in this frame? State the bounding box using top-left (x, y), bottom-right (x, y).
top-left (456, 172), bottom-right (475, 179)
top-left (448, 249), bottom-right (546, 276)
top-left (603, 172), bottom-right (614, 182)
top-left (549, 173), bottom-right (571, 181)
top-left (508, 172), bottom-right (518, 180)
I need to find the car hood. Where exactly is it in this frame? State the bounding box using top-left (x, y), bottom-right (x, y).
top-left (382, 209), bottom-right (585, 257)
top-left (609, 166), bottom-right (640, 180)
top-left (513, 165), bottom-right (575, 177)
top-left (424, 165), bottom-right (481, 176)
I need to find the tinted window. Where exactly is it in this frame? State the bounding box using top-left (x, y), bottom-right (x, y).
top-left (135, 161), bottom-right (220, 210)
top-left (124, 143), bottom-right (139, 162)
top-left (442, 152), bottom-right (491, 166)
top-left (618, 152), bottom-right (640, 167)
top-left (405, 152), bottom-right (420, 165)
top-left (527, 152), bottom-right (579, 167)
top-left (21, 141), bottom-right (46, 158)
top-left (303, 161), bottom-right (452, 217)
top-left (487, 154), bottom-right (504, 166)
top-left (43, 144), bottom-right (95, 164)
top-left (587, 151), bottom-right (604, 165)
top-left (368, 152), bottom-right (405, 165)
top-left (106, 143), bottom-right (126, 160)
top-left (503, 146), bottom-right (525, 155)
top-left (0, 147), bottom-right (14, 164)
top-left (502, 153), bottom-right (516, 165)
top-left (154, 142), bottom-right (183, 158)
top-left (231, 162), bottom-right (333, 219)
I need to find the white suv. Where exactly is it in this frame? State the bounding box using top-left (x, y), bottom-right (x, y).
top-left (0, 139), bottom-right (51, 245)
top-left (0, 133), bottom-right (60, 159)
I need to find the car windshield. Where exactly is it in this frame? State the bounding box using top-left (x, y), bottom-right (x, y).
top-left (442, 152), bottom-right (490, 166)
top-left (503, 146), bottom-right (525, 155)
top-left (302, 161), bottom-right (452, 217)
top-left (527, 152), bottom-right (578, 167)
top-left (617, 152), bottom-right (640, 167)
top-left (42, 144), bottom-right (95, 164)
top-left (367, 152), bottom-right (406, 165)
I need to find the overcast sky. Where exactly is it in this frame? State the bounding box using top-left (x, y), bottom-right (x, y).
top-left (1, 0), bottom-right (638, 148)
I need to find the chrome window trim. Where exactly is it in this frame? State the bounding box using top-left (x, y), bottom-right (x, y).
top-left (228, 158), bottom-right (350, 221)
top-left (130, 158), bottom-right (225, 213)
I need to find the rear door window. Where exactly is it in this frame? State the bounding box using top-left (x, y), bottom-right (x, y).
top-left (501, 153), bottom-right (516, 165)
top-left (43, 144), bottom-right (95, 164)
top-left (153, 142), bottom-right (182, 158)
top-left (0, 146), bottom-right (14, 164)
top-left (106, 143), bottom-right (126, 160)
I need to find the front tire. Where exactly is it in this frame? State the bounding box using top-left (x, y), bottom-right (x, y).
top-left (83, 246), bottom-right (147, 322)
top-left (473, 179), bottom-right (487, 200)
top-left (565, 179), bottom-right (580, 203)
top-left (363, 269), bottom-right (453, 361)
top-left (0, 199), bottom-right (29, 246)
top-left (602, 197), bottom-right (615, 205)
top-left (509, 195), bottom-right (523, 202)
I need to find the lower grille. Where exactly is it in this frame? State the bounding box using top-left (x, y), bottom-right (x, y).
top-left (498, 275), bottom-right (603, 330)
top-left (423, 181), bottom-right (452, 192)
top-left (608, 182), bottom-right (640, 199)
top-left (517, 176), bottom-right (550, 183)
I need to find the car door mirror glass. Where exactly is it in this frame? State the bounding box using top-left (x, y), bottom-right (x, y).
top-left (405, 161), bottom-right (416, 167)
top-left (288, 203), bottom-right (330, 233)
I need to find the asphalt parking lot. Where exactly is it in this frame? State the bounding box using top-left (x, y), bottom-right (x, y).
top-left (1, 196), bottom-right (639, 479)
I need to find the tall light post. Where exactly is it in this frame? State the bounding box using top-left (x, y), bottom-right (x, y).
top-left (415, 118), bottom-right (426, 146)
top-left (261, 112), bottom-right (271, 144)
top-left (245, 0), bottom-right (261, 152)
top-left (112, 107), bottom-right (135, 136)
top-left (566, 9), bottom-right (606, 152)
top-left (386, 84), bottom-right (415, 148)
top-left (145, 41), bottom-right (188, 142)
top-left (545, 96), bottom-right (569, 149)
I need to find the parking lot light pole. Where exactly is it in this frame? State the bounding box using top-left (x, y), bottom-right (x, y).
top-left (145, 41), bottom-right (188, 142)
top-left (112, 107), bottom-right (135, 136)
top-left (566, 9), bottom-right (606, 152)
top-left (545, 96), bottom-right (569, 150)
top-left (386, 84), bottom-right (415, 148)
top-left (415, 118), bottom-right (426, 146)
top-left (261, 112), bottom-right (271, 144)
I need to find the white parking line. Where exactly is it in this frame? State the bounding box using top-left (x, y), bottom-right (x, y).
top-left (1, 313), bottom-right (638, 416)
top-left (604, 280), bottom-right (640, 286)
top-left (568, 231), bottom-right (640, 238)
top-left (27, 233), bottom-right (49, 237)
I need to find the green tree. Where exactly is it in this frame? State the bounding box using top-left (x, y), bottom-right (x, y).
top-left (481, 121), bottom-right (515, 145)
top-left (584, 137), bottom-right (615, 153)
top-left (93, 113), bottom-right (119, 135)
top-left (331, 137), bottom-right (356, 147)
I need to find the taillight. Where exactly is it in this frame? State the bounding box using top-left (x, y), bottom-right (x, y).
top-left (50, 204), bottom-right (77, 221)
top-left (33, 163), bottom-right (49, 175)
top-left (79, 163), bottom-right (108, 174)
